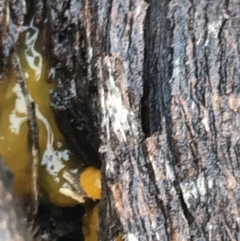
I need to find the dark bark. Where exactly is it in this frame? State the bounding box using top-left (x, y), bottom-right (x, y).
top-left (29, 0), bottom-right (240, 240)
top-left (1, 0), bottom-right (240, 240)
top-left (34, 204), bottom-right (84, 241)
top-left (44, 0), bottom-right (240, 240)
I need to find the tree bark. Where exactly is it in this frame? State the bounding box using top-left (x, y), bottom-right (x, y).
top-left (43, 0), bottom-right (240, 240)
top-left (2, 0), bottom-right (240, 240)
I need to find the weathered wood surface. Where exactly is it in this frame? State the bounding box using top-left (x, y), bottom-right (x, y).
top-left (44, 0), bottom-right (240, 240)
top-left (1, 0), bottom-right (240, 240)
top-left (0, 0), bottom-right (25, 76)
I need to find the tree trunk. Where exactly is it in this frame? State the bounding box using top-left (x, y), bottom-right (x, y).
top-left (2, 0), bottom-right (240, 240)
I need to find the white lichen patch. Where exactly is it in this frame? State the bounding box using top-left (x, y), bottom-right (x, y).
top-left (127, 233), bottom-right (139, 241)
top-left (205, 20), bottom-right (223, 46)
top-left (180, 173), bottom-right (207, 210)
top-left (9, 83), bottom-right (27, 134)
top-left (180, 180), bottom-right (199, 208)
top-left (100, 57), bottom-right (133, 143)
top-left (196, 172), bottom-right (206, 197)
top-left (202, 117), bottom-right (209, 132)
top-left (165, 160), bottom-right (175, 181)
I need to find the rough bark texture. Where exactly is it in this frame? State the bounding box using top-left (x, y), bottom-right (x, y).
top-left (44, 0), bottom-right (240, 240)
top-left (143, 0), bottom-right (240, 239)
top-left (0, 0), bottom-right (26, 76)
top-left (1, 0), bottom-right (240, 240)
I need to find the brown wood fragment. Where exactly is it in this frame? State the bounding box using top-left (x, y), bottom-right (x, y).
top-left (11, 49), bottom-right (39, 220)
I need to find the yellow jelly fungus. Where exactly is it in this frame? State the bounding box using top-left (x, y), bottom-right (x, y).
top-left (80, 167), bottom-right (101, 200)
top-left (0, 16), bottom-right (104, 241)
top-left (0, 74), bottom-right (32, 198)
top-left (83, 203), bottom-right (99, 241)
top-left (0, 18), bottom-right (79, 206)
top-left (83, 202), bottom-right (121, 241)
top-left (116, 234), bottom-right (123, 241)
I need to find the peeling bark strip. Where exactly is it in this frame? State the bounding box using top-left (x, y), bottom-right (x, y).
top-left (11, 49), bottom-right (39, 219)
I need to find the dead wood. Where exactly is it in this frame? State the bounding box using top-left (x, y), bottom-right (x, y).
top-left (44, 0), bottom-right (240, 240)
top-left (1, 0), bottom-right (240, 241)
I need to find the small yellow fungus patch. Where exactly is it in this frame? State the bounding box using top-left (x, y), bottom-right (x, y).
top-left (83, 202), bottom-right (122, 241)
top-left (116, 234), bottom-right (123, 241)
top-left (83, 203), bottom-right (99, 241)
top-left (80, 167), bottom-right (101, 200)
top-left (0, 19), bottom-right (79, 206)
top-left (0, 17), bottom-right (104, 241)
